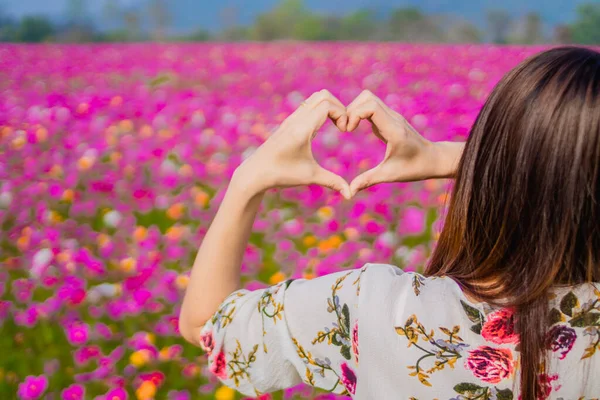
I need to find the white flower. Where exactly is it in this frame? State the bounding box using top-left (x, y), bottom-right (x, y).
top-left (378, 231), bottom-right (399, 248)
top-left (0, 191), bottom-right (12, 208)
top-left (103, 210), bottom-right (122, 228)
top-left (160, 159), bottom-right (177, 174)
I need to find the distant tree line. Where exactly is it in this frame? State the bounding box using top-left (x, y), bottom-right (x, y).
top-left (0, 0), bottom-right (599, 44)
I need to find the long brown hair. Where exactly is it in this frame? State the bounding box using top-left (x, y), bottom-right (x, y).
top-left (426, 46), bottom-right (600, 398)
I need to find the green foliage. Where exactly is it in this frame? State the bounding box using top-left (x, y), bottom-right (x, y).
top-left (570, 3), bottom-right (600, 44)
top-left (16, 16), bottom-right (55, 42)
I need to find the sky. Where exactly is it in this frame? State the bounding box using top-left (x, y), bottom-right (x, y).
top-left (0, 0), bottom-right (588, 33)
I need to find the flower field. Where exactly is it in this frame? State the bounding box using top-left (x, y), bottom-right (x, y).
top-left (0, 43), bottom-right (545, 400)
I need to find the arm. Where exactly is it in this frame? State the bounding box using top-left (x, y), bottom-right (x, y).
top-left (178, 179), bottom-right (263, 345)
top-left (179, 90), bottom-right (351, 345)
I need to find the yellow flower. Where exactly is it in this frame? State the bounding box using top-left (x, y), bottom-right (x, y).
top-left (135, 381), bottom-right (156, 400)
top-left (269, 272), bottom-right (286, 285)
top-left (166, 226), bottom-right (184, 241)
top-left (146, 333), bottom-right (155, 344)
top-left (159, 347), bottom-right (170, 361)
top-left (317, 206), bottom-right (334, 221)
top-left (302, 272), bottom-right (315, 280)
top-left (130, 349), bottom-right (152, 368)
top-left (214, 386), bottom-right (235, 400)
top-left (120, 257), bottom-right (137, 273)
top-left (194, 191), bottom-right (210, 208)
top-left (77, 156), bottom-right (95, 171)
top-left (11, 136), bottom-right (25, 150)
top-left (344, 227), bottom-right (360, 241)
top-left (175, 275), bottom-right (189, 290)
top-left (318, 235), bottom-right (343, 253)
top-left (96, 233), bottom-right (111, 248)
top-left (302, 235), bottom-right (317, 247)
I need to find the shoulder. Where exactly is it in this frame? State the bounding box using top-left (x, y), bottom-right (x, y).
top-left (357, 263), bottom-right (467, 317)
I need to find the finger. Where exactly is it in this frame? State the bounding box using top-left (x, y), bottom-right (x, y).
top-left (306, 98), bottom-right (348, 136)
top-left (349, 164), bottom-right (386, 197)
top-left (302, 90), bottom-right (348, 131)
top-left (346, 90), bottom-right (381, 131)
top-left (346, 90), bottom-right (393, 132)
top-left (312, 165), bottom-right (351, 199)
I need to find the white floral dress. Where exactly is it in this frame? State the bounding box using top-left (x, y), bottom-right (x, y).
top-left (198, 263), bottom-right (600, 399)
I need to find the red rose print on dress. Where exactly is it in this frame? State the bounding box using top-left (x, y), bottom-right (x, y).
top-left (210, 351), bottom-right (228, 380)
top-left (340, 362), bottom-right (357, 395)
top-left (465, 346), bottom-right (514, 384)
top-left (481, 308), bottom-right (519, 345)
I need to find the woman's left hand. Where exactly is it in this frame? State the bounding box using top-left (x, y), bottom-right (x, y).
top-left (232, 90), bottom-right (352, 199)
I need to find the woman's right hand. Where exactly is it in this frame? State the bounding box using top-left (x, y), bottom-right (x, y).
top-left (346, 90), bottom-right (464, 197)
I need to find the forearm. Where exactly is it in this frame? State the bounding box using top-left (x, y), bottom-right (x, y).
top-left (179, 172), bottom-right (264, 344)
top-left (428, 141), bottom-right (465, 179)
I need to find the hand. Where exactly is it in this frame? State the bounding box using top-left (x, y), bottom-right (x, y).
top-left (346, 90), bottom-right (460, 197)
top-left (233, 90), bottom-right (352, 199)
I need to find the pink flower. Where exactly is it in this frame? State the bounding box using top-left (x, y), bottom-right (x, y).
top-left (17, 375), bottom-right (48, 400)
top-left (465, 346), bottom-right (514, 384)
top-left (351, 321), bottom-right (359, 364)
top-left (65, 321), bottom-right (89, 345)
top-left (340, 362), bottom-right (357, 395)
top-left (74, 345), bottom-right (101, 365)
top-left (168, 390), bottom-right (191, 400)
top-left (103, 387), bottom-right (128, 400)
top-left (200, 330), bottom-right (215, 355)
top-left (481, 308), bottom-right (519, 344)
top-left (209, 351), bottom-right (228, 379)
top-left (61, 384), bottom-right (85, 400)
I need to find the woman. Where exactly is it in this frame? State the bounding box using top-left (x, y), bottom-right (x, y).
top-left (179, 46), bottom-right (600, 399)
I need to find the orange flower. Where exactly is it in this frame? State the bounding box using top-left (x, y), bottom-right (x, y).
top-left (166, 203), bottom-right (185, 220)
top-left (269, 272), bottom-right (286, 284)
top-left (133, 226), bottom-right (147, 242)
top-left (135, 381), bottom-right (156, 400)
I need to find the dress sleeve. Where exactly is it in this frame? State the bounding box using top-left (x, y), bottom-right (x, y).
top-left (197, 265), bottom-right (368, 398)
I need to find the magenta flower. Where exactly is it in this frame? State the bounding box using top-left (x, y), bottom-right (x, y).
top-left (339, 362), bottom-right (357, 394)
top-left (65, 321), bottom-right (89, 346)
top-left (103, 387), bottom-right (128, 400)
top-left (17, 375), bottom-right (48, 400)
top-left (61, 384), bottom-right (85, 400)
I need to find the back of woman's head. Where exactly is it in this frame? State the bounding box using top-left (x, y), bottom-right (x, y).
top-left (427, 46), bottom-right (600, 398)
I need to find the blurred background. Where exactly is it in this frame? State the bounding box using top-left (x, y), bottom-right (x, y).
top-left (1, 1), bottom-right (599, 400)
top-left (0, 0), bottom-right (599, 44)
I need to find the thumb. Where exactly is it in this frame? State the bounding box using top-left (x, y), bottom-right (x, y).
top-left (349, 164), bottom-right (385, 197)
top-left (313, 166), bottom-right (351, 199)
